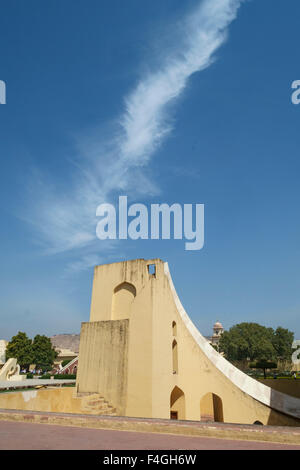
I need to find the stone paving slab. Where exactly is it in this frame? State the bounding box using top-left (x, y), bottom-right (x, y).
top-left (0, 408), bottom-right (299, 446)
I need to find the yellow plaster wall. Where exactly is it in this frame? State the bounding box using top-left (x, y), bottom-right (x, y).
top-left (76, 320), bottom-right (129, 415)
top-left (151, 261), bottom-right (300, 425)
top-left (79, 258), bottom-right (300, 426)
top-left (86, 259), bottom-right (158, 419)
top-left (0, 388), bottom-right (83, 414)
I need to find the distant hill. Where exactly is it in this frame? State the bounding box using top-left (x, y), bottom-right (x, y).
top-left (50, 334), bottom-right (80, 354)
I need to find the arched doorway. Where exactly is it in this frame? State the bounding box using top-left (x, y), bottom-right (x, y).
top-left (170, 386), bottom-right (185, 420)
top-left (200, 393), bottom-right (224, 422)
top-left (112, 282), bottom-right (136, 320)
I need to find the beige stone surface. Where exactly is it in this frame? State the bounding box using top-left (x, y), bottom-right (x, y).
top-left (0, 358), bottom-right (24, 382)
top-left (0, 388), bottom-right (80, 413)
top-left (76, 258), bottom-right (300, 426)
top-left (77, 320), bottom-right (129, 415)
top-left (0, 387), bottom-right (115, 415)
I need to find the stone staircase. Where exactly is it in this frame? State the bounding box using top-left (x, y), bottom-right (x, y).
top-left (78, 393), bottom-right (117, 416)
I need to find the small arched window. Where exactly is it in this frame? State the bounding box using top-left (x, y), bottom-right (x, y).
top-left (172, 321), bottom-right (177, 337)
top-left (172, 339), bottom-right (178, 374)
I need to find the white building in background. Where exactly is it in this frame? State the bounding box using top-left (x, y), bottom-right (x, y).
top-left (0, 340), bottom-right (8, 367)
top-left (205, 321), bottom-right (224, 348)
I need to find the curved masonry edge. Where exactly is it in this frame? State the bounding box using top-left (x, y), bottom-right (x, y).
top-left (164, 262), bottom-right (300, 420)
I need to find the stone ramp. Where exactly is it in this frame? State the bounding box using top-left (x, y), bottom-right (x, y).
top-left (0, 408), bottom-right (299, 446)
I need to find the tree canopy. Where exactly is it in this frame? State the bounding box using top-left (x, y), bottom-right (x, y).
top-left (272, 327), bottom-right (294, 360)
top-left (32, 335), bottom-right (57, 368)
top-left (6, 332), bottom-right (34, 367)
top-left (218, 323), bottom-right (294, 362)
top-left (6, 332), bottom-right (57, 369)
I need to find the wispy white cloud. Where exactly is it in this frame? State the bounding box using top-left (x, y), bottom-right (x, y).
top-left (64, 254), bottom-right (104, 276)
top-left (24, 0), bottom-right (244, 268)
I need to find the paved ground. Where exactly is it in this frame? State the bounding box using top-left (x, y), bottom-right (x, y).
top-left (0, 421), bottom-right (299, 450)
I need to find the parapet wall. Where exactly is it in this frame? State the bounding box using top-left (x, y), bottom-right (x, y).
top-left (0, 388), bottom-right (82, 413)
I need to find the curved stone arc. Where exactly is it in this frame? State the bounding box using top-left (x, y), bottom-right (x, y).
top-left (164, 262), bottom-right (300, 420)
top-left (0, 358), bottom-right (21, 381)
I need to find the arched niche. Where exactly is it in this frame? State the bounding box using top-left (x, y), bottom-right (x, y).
top-left (172, 340), bottom-right (178, 374)
top-left (170, 386), bottom-right (185, 420)
top-left (200, 393), bottom-right (224, 423)
top-left (111, 282), bottom-right (136, 320)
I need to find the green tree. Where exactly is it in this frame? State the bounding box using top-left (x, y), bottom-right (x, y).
top-left (272, 327), bottom-right (294, 361)
top-left (218, 323), bottom-right (277, 362)
top-left (6, 332), bottom-right (34, 367)
top-left (32, 335), bottom-right (57, 368)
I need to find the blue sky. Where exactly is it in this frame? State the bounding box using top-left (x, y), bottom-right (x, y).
top-left (0, 0), bottom-right (300, 340)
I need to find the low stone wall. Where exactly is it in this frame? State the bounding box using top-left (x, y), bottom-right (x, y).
top-left (0, 388), bottom-right (83, 414)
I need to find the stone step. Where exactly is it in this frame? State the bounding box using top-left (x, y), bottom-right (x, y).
top-left (82, 406), bottom-right (115, 413)
top-left (82, 408), bottom-right (117, 416)
top-left (84, 401), bottom-right (111, 408)
top-left (77, 393), bottom-right (117, 416)
top-left (86, 399), bottom-right (106, 406)
top-left (83, 404), bottom-right (112, 409)
top-left (82, 402), bottom-right (114, 409)
top-left (76, 392), bottom-right (95, 398)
